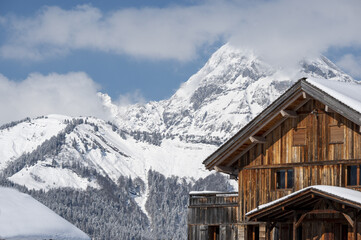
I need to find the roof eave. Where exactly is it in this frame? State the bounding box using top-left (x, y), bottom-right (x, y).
top-left (203, 78), bottom-right (361, 171)
top-left (203, 78), bottom-right (306, 170)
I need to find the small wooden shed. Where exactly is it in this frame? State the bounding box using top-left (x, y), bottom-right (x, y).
top-left (188, 191), bottom-right (239, 240)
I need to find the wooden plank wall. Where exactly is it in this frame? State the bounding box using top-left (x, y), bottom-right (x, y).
top-left (188, 205), bottom-right (238, 225)
top-left (188, 225), bottom-right (238, 240)
top-left (238, 99), bottom-right (361, 221)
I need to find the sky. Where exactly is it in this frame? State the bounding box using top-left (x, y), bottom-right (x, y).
top-left (0, 0), bottom-right (361, 124)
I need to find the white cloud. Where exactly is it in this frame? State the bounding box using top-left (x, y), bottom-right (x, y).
top-left (0, 4), bottom-right (234, 61)
top-left (0, 72), bottom-right (110, 124)
top-left (116, 90), bottom-right (146, 107)
top-left (0, 0), bottom-right (361, 66)
top-left (336, 54), bottom-right (361, 79)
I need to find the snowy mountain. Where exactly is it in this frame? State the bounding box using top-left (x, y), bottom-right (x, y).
top-left (0, 43), bottom-right (357, 239)
top-left (3, 115), bottom-right (215, 191)
top-left (112, 44), bottom-right (354, 143)
top-left (0, 186), bottom-right (90, 240)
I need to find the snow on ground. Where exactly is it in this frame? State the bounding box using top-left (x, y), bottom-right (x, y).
top-left (0, 187), bottom-right (90, 240)
top-left (9, 162), bottom-right (99, 191)
top-left (0, 115), bottom-right (68, 170)
top-left (71, 120), bottom-right (218, 182)
top-left (6, 116), bottom-right (220, 205)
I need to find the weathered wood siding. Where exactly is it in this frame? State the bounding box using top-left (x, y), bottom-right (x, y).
top-left (188, 193), bottom-right (239, 240)
top-left (300, 221), bottom-right (361, 240)
top-left (238, 99), bottom-right (361, 221)
top-left (188, 225), bottom-right (238, 240)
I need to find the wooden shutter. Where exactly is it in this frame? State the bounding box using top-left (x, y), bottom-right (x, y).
top-left (329, 125), bottom-right (344, 144)
top-left (293, 128), bottom-right (306, 146)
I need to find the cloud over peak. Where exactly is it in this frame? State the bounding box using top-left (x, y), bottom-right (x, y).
top-left (0, 72), bottom-right (109, 124)
top-left (0, 0), bottom-right (359, 65)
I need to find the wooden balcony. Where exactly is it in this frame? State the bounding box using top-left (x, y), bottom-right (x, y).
top-left (189, 191), bottom-right (238, 207)
top-left (188, 191), bottom-right (239, 226)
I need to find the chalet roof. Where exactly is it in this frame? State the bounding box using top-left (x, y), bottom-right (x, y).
top-left (203, 77), bottom-right (361, 172)
top-left (246, 185), bottom-right (361, 221)
top-left (307, 78), bottom-right (361, 115)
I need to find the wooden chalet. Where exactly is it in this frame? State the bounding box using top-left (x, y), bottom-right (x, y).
top-left (188, 78), bottom-right (361, 240)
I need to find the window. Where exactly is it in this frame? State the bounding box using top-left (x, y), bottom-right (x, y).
top-left (293, 128), bottom-right (306, 146)
top-left (346, 165), bottom-right (361, 186)
top-left (329, 125), bottom-right (344, 144)
top-left (276, 169), bottom-right (294, 189)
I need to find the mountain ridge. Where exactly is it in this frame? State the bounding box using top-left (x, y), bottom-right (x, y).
top-left (1, 43), bottom-right (357, 191)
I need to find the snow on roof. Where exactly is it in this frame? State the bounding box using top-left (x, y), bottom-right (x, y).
top-left (246, 185), bottom-right (361, 216)
top-left (0, 187), bottom-right (90, 240)
top-left (306, 78), bottom-right (361, 115)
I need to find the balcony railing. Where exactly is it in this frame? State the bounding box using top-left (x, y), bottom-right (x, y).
top-left (189, 191), bottom-right (238, 207)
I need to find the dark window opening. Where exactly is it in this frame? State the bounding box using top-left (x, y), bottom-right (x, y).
top-left (276, 169), bottom-right (294, 189)
top-left (208, 226), bottom-right (220, 240)
top-left (247, 225), bottom-right (259, 240)
top-left (346, 165), bottom-right (361, 187)
top-left (297, 226), bottom-right (302, 240)
top-left (254, 226), bottom-right (259, 240)
top-left (347, 165), bottom-right (357, 186)
top-left (342, 224), bottom-right (348, 240)
top-left (287, 169), bottom-right (294, 188)
top-left (277, 170), bottom-right (285, 189)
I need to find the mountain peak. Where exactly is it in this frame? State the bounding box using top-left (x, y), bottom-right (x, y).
top-left (110, 43), bottom-right (357, 143)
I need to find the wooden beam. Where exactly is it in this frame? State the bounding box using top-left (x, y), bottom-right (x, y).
top-left (301, 218), bottom-right (352, 223)
top-left (342, 212), bottom-right (354, 228)
top-left (324, 199), bottom-right (338, 211)
top-left (249, 136), bottom-right (266, 144)
top-left (325, 105), bottom-right (333, 113)
top-left (212, 91), bottom-right (305, 169)
top-left (225, 92), bottom-right (309, 168)
top-left (280, 109), bottom-right (298, 118)
top-left (214, 166), bottom-right (238, 175)
top-left (295, 213), bottom-right (307, 228)
top-left (308, 209), bottom-right (339, 214)
top-left (302, 92), bottom-right (307, 99)
top-left (354, 211), bottom-right (357, 240)
top-left (242, 158), bottom-right (361, 170)
top-left (312, 199), bottom-right (324, 210)
top-left (293, 213), bottom-right (297, 240)
top-left (247, 194), bottom-right (312, 220)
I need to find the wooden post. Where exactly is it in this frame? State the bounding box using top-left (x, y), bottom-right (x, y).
top-left (293, 213), bottom-right (297, 240)
top-left (354, 211), bottom-right (357, 240)
top-left (259, 223), bottom-right (266, 240)
top-left (279, 223), bottom-right (282, 240)
top-left (266, 223), bottom-right (271, 240)
top-left (239, 225), bottom-right (246, 240)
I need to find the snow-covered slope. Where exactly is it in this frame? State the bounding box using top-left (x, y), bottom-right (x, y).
top-left (0, 115), bottom-right (68, 170)
top-left (5, 117), bottom-right (216, 191)
top-left (0, 187), bottom-right (90, 240)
